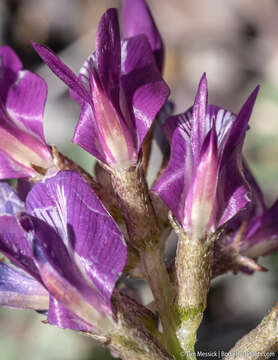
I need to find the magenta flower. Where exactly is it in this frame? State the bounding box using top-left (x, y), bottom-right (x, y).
top-left (223, 167), bottom-right (278, 263)
top-left (122, 0), bottom-right (164, 73)
top-left (242, 200), bottom-right (278, 258)
top-left (0, 171), bottom-right (127, 331)
top-left (0, 181), bottom-right (49, 310)
top-left (32, 8), bottom-right (169, 169)
top-left (0, 46), bottom-right (53, 179)
top-left (154, 74), bottom-right (259, 240)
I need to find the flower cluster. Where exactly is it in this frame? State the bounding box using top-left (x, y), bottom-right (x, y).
top-left (0, 0), bottom-right (278, 359)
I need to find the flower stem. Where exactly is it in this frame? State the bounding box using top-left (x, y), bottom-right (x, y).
top-left (141, 245), bottom-right (183, 359)
top-left (222, 302), bottom-right (278, 360)
top-left (171, 216), bottom-right (214, 355)
top-left (108, 160), bottom-right (183, 359)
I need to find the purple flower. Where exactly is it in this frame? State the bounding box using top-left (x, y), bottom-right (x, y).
top-left (32, 8), bottom-right (169, 169)
top-left (0, 181), bottom-right (25, 215)
top-left (0, 46), bottom-right (53, 179)
top-left (222, 168), bottom-right (278, 263)
top-left (154, 74), bottom-right (259, 241)
top-left (0, 181), bottom-right (49, 311)
top-left (122, 0), bottom-right (164, 72)
top-left (0, 171), bottom-right (127, 331)
top-left (242, 199), bottom-right (278, 258)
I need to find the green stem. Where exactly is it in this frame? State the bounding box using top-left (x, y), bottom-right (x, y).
top-left (80, 290), bottom-right (174, 360)
top-left (172, 216), bottom-right (214, 356)
top-left (108, 160), bottom-right (183, 359)
top-left (141, 246), bottom-right (183, 359)
top-left (222, 302), bottom-right (278, 360)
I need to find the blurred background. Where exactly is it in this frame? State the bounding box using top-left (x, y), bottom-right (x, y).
top-left (1, 0), bottom-right (278, 359)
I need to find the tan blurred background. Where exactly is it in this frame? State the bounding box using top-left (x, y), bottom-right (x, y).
top-left (1, 0), bottom-right (278, 359)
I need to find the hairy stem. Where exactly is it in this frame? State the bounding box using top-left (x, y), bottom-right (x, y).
top-left (108, 160), bottom-right (183, 359)
top-left (222, 303), bottom-right (278, 360)
top-left (80, 289), bottom-right (174, 360)
top-left (141, 245), bottom-right (183, 359)
top-left (82, 321), bottom-right (172, 360)
top-left (171, 215), bottom-right (214, 357)
top-left (51, 146), bottom-right (121, 219)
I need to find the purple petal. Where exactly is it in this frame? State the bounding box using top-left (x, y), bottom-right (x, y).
top-left (0, 181), bottom-right (25, 215)
top-left (164, 105), bottom-right (235, 154)
top-left (0, 151), bottom-right (36, 179)
top-left (216, 88), bottom-right (259, 226)
top-left (0, 46), bottom-right (22, 102)
top-left (153, 125), bottom-right (193, 224)
top-left (6, 70), bottom-right (48, 143)
top-left (70, 53), bottom-right (95, 104)
top-left (122, 0), bottom-right (164, 72)
top-left (31, 42), bottom-right (91, 105)
top-left (73, 102), bottom-right (106, 163)
top-left (223, 86), bottom-right (259, 158)
top-left (0, 46), bottom-right (22, 73)
top-left (26, 171), bottom-right (127, 305)
top-left (222, 160), bottom-right (265, 236)
top-left (48, 297), bottom-right (91, 331)
top-left (206, 105), bottom-right (235, 156)
top-left (243, 200), bottom-right (278, 257)
top-left (163, 110), bottom-right (192, 143)
top-left (0, 215), bottom-right (39, 279)
top-left (0, 261), bottom-right (48, 310)
top-left (121, 34), bottom-right (169, 152)
top-left (0, 100), bottom-right (53, 179)
top-left (235, 160), bottom-right (266, 226)
top-left (217, 146), bottom-right (249, 226)
top-left (17, 179), bottom-right (33, 202)
top-left (29, 218), bottom-right (112, 328)
top-left (88, 68), bottom-right (136, 167)
top-left (95, 8), bottom-right (121, 102)
top-left (183, 128), bottom-right (219, 237)
top-left (191, 73), bottom-right (208, 163)
top-left (154, 100), bottom-right (175, 153)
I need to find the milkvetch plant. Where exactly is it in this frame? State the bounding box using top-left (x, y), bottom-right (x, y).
top-left (0, 1), bottom-right (278, 359)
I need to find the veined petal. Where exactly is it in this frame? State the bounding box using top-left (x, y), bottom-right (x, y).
top-left (206, 105), bottom-right (235, 156)
top-left (122, 0), bottom-right (164, 72)
top-left (27, 216), bottom-right (113, 329)
top-left (153, 100), bottom-right (175, 153)
top-left (48, 297), bottom-right (91, 331)
top-left (217, 146), bottom-right (249, 226)
top-left (0, 151), bottom-right (37, 179)
top-left (90, 70), bottom-right (136, 167)
top-left (17, 179), bottom-right (33, 202)
top-left (121, 34), bottom-right (169, 152)
top-left (26, 171), bottom-right (127, 304)
top-left (183, 128), bottom-right (219, 239)
top-left (0, 101), bottom-right (53, 178)
top-left (0, 46), bottom-right (22, 73)
top-left (0, 46), bottom-right (22, 102)
top-left (6, 70), bottom-right (48, 143)
top-left (153, 125), bottom-right (193, 224)
top-left (163, 110), bottom-right (191, 143)
top-left (191, 73), bottom-right (208, 163)
top-left (0, 215), bottom-right (39, 279)
top-left (0, 181), bottom-right (25, 215)
top-left (73, 102), bottom-right (106, 163)
top-left (223, 86), bottom-right (259, 159)
top-left (0, 261), bottom-right (48, 310)
top-left (163, 104), bottom-right (235, 153)
top-left (31, 42), bottom-right (91, 105)
top-left (242, 200), bottom-right (278, 258)
top-left (217, 88), bottom-right (259, 226)
top-left (95, 8), bottom-right (121, 102)
top-left (70, 53), bottom-right (95, 104)
top-left (243, 160), bottom-right (266, 216)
